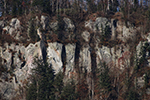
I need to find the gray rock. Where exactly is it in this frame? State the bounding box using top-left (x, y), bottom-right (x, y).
top-left (63, 17), bottom-right (75, 32)
top-left (0, 20), bottom-right (6, 28)
top-left (116, 21), bottom-right (138, 42)
top-left (136, 74), bottom-right (145, 88)
top-left (65, 43), bottom-right (76, 75)
top-left (50, 21), bottom-right (58, 31)
top-left (85, 17), bottom-right (110, 33)
top-left (82, 31), bottom-right (90, 42)
top-left (147, 33), bottom-right (150, 42)
top-left (10, 18), bottom-right (21, 29)
top-left (41, 15), bottom-right (49, 30)
top-left (47, 42), bottom-right (63, 74)
top-left (98, 46), bottom-right (112, 64)
top-left (2, 18), bottom-right (22, 40)
top-left (1, 49), bottom-right (12, 70)
top-left (95, 17), bottom-right (110, 32)
top-left (79, 44), bottom-right (91, 72)
top-left (85, 19), bottom-right (94, 30)
top-left (0, 82), bottom-right (15, 100)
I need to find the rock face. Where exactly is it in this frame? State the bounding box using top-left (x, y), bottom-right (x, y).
top-left (63, 17), bottom-right (75, 32)
top-left (41, 15), bottom-right (49, 30)
top-left (85, 17), bottom-right (111, 33)
top-left (47, 42), bottom-right (63, 74)
top-left (0, 15), bottom-right (150, 99)
top-left (2, 18), bottom-right (22, 40)
top-left (65, 43), bottom-right (76, 76)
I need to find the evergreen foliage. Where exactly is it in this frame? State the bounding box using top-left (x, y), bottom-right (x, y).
top-left (109, 0), bottom-right (119, 12)
top-left (135, 41), bottom-right (150, 70)
top-left (26, 76), bottom-right (37, 100)
top-left (28, 19), bottom-right (40, 42)
top-left (98, 62), bottom-right (112, 92)
top-left (127, 88), bottom-right (140, 100)
top-left (26, 59), bottom-right (55, 100)
top-left (100, 22), bottom-right (112, 44)
top-left (87, 0), bottom-right (97, 13)
top-left (26, 58), bottom-right (78, 100)
top-left (32, 0), bottom-right (51, 14)
top-left (60, 79), bottom-right (78, 100)
top-left (54, 71), bottom-right (64, 99)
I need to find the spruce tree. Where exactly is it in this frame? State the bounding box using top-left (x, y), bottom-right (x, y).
top-left (54, 71), bottom-right (64, 99)
top-left (98, 62), bottom-right (112, 92)
top-left (28, 19), bottom-right (40, 42)
top-left (60, 79), bottom-right (78, 100)
top-left (26, 76), bottom-right (37, 100)
top-left (26, 58), bottom-right (55, 100)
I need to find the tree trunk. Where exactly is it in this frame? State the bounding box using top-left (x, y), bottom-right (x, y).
top-left (4, 0), bottom-right (7, 16)
top-left (52, 0), bottom-right (54, 14)
top-left (56, 0), bottom-right (59, 15)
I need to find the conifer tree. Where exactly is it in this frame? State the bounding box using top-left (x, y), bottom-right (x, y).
top-left (26, 76), bottom-right (37, 100)
top-left (98, 62), bottom-right (112, 92)
top-left (28, 19), bottom-right (40, 42)
top-left (26, 58), bottom-right (55, 100)
top-left (60, 79), bottom-right (78, 100)
top-left (97, 62), bottom-right (112, 100)
top-left (54, 71), bottom-right (64, 99)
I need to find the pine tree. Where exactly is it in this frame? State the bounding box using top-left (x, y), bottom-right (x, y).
top-left (32, 0), bottom-right (52, 15)
top-left (26, 58), bottom-right (55, 100)
top-left (54, 71), bottom-right (64, 99)
top-left (26, 76), bottom-right (37, 100)
top-left (98, 62), bottom-right (112, 92)
top-left (60, 79), bottom-right (78, 100)
top-left (28, 19), bottom-right (40, 42)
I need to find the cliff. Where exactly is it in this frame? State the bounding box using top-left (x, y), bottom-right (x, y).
top-left (0, 14), bottom-right (150, 99)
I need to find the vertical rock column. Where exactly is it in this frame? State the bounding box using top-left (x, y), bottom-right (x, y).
top-left (47, 42), bottom-right (63, 74)
top-left (65, 43), bottom-right (76, 77)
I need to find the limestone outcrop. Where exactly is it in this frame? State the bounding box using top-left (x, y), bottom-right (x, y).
top-left (0, 15), bottom-right (150, 100)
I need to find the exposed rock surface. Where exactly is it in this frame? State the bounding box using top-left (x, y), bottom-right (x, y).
top-left (63, 17), bottom-right (75, 32)
top-left (47, 42), bottom-right (63, 74)
top-left (65, 43), bottom-right (76, 76)
top-left (0, 15), bottom-right (150, 100)
top-left (2, 18), bottom-right (22, 40)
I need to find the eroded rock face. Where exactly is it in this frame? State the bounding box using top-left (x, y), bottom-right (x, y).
top-left (63, 17), bottom-right (75, 32)
top-left (2, 18), bottom-right (22, 40)
top-left (85, 17), bottom-right (111, 33)
top-left (41, 15), bottom-right (49, 30)
top-left (82, 31), bottom-right (90, 42)
top-left (65, 43), bottom-right (76, 76)
top-left (10, 18), bottom-right (21, 29)
top-left (0, 15), bottom-right (150, 100)
top-left (47, 42), bottom-right (63, 74)
top-left (50, 21), bottom-right (58, 31)
top-left (79, 44), bottom-right (91, 73)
